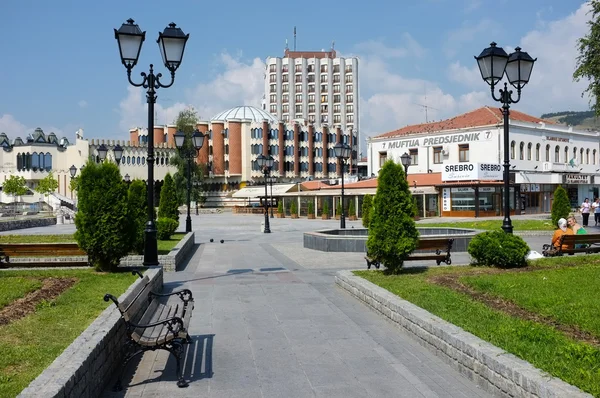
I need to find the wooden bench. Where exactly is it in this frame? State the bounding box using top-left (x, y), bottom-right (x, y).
top-left (542, 234), bottom-right (600, 257)
top-left (104, 271), bottom-right (194, 390)
top-left (0, 243), bottom-right (88, 267)
top-left (365, 238), bottom-right (454, 269)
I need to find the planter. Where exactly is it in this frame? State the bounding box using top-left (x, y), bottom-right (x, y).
top-left (276, 213), bottom-right (285, 218)
top-left (291, 214), bottom-right (299, 219)
top-left (348, 216), bottom-right (358, 221)
top-left (322, 215), bottom-right (330, 220)
top-left (335, 216), bottom-right (340, 220)
top-left (307, 214), bottom-right (316, 219)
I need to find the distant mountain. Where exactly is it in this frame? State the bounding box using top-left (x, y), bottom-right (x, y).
top-left (541, 110), bottom-right (600, 130)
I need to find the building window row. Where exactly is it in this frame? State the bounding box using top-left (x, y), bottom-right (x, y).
top-left (511, 141), bottom-right (598, 165)
top-left (16, 152), bottom-right (52, 172)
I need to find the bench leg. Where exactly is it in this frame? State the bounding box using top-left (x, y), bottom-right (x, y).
top-left (167, 340), bottom-right (189, 388)
top-left (114, 340), bottom-right (144, 392)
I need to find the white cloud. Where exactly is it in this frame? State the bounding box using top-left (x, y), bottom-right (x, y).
top-left (353, 34), bottom-right (426, 59)
top-left (464, 0), bottom-right (481, 13)
top-left (447, 61), bottom-right (482, 89)
top-left (0, 114), bottom-right (28, 136)
top-left (78, 100), bottom-right (88, 109)
top-left (444, 19), bottom-right (501, 59)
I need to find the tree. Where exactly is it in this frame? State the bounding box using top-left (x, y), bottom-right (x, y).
top-left (158, 173), bottom-right (180, 225)
top-left (574, 1), bottom-right (600, 116)
top-left (366, 160), bottom-right (419, 273)
top-left (551, 186), bottom-right (571, 227)
top-left (3, 175), bottom-right (28, 215)
top-left (74, 161), bottom-right (131, 272)
top-left (36, 172), bottom-right (59, 203)
top-left (127, 180), bottom-right (147, 255)
top-left (69, 176), bottom-right (80, 193)
top-left (362, 194), bottom-right (373, 228)
top-left (170, 108), bottom-right (205, 206)
top-left (348, 199), bottom-right (356, 218)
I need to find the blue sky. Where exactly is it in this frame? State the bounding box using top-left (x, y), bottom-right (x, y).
top-left (0, 0), bottom-right (591, 146)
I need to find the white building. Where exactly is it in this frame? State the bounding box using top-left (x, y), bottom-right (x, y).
top-left (263, 48), bottom-right (359, 167)
top-left (367, 106), bottom-right (600, 217)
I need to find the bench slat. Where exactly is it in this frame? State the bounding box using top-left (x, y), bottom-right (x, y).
top-left (119, 276), bottom-right (151, 321)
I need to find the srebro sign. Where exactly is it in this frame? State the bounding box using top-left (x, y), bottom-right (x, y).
top-left (442, 162), bottom-right (503, 181)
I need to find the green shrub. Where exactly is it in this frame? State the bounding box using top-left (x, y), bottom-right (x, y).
top-left (362, 194), bottom-right (373, 227)
top-left (468, 231), bottom-right (530, 268)
top-left (308, 201), bottom-right (314, 215)
top-left (74, 161), bottom-right (131, 271)
top-left (551, 186), bottom-right (570, 227)
top-left (366, 160), bottom-right (419, 273)
top-left (323, 201), bottom-right (329, 216)
top-left (277, 201), bottom-right (283, 214)
top-left (158, 173), bottom-right (179, 229)
top-left (127, 180), bottom-right (147, 255)
top-left (156, 217), bottom-right (179, 240)
top-left (337, 201), bottom-right (342, 217)
top-left (290, 200), bottom-right (298, 215)
top-left (348, 199), bottom-right (356, 217)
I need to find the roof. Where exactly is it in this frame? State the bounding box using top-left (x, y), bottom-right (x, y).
top-left (376, 106), bottom-right (553, 139)
top-left (232, 183), bottom-right (296, 199)
top-left (211, 106), bottom-right (279, 123)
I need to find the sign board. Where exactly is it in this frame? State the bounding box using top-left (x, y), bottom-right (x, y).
top-left (564, 174), bottom-right (590, 184)
top-left (442, 188), bottom-right (450, 211)
top-left (451, 187), bottom-right (475, 193)
top-left (479, 187), bottom-right (496, 193)
top-left (520, 183), bottom-right (541, 192)
top-left (380, 131), bottom-right (493, 150)
top-left (442, 162), bottom-right (503, 182)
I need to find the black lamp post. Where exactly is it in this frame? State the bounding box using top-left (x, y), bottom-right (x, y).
top-left (98, 144), bottom-right (125, 165)
top-left (400, 152), bottom-right (411, 179)
top-left (333, 142), bottom-right (351, 229)
top-left (256, 154), bottom-right (275, 233)
top-left (174, 129), bottom-right (205, 233)
top-left (267, 176), bottom-right (275, 218)
top-left (69, 165), bottom-right (77, 179)
top-left (115, 19), bottom-right (189, 265)
top-left (124, 174), bottom-right (131, 183)
top-left (475, 42), bottom-right (536, 234)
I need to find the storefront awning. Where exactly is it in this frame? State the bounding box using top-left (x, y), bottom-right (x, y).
top-left (231, 183), bottom-right (296, 199)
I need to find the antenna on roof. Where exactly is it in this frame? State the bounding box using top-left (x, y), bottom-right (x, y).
top-left (331, 40), bottom-right (335, 51)
top-left (413, 83), bottom-right (439, 123)
top-left (294, 26), bottom-right (297, 51)
top-left (285, 38), bottom-right (288, 51)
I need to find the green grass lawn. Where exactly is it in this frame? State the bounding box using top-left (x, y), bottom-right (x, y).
top-left (0, 269), bottom-right (136, 397)
top-left (418, 218), bottom-right (555, 231)
top-left (355, 259), bottom-right (600, 397)
top-left (0, 277), bottom-right (43, 310)
top-left (0, 233), bottom-right (186, 255)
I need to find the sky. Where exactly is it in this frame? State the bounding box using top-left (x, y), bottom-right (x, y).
top-left (0, 0), bottom-right (593, 153)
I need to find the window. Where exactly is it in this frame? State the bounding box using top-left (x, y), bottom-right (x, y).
top-left (565, 146), bottom-right (569, 163)
top-left (282, 84), bottom-right (288, 93)
top-left (345, 65), bottom-right (353, 72)
top-left (320, 84), bottom-right (328, 93)
top-left (295, 75), bottom-right (302, 83)
top-left (295, 84), bottom-right (302, 92)
top-left (333, 94), bottom-right (341, 103)
top-left (321, 115), bottom-right (328, 123)
top-left (333, 84), bottom-right (340, 93)
top-left (346, 94), bottom-right (353, 102)
top-left (307, 75), bottom-right (315, 83)
top-left (269, 64), bottom-right (276, 72)
top-left (308, 84), bottom-right (315, 93)
top-left (269, 74), bottom-right (276, 83)
top-left (519, 142), bottom-right (524, 160)
top-left (320, 75), bottom-right (328, 83)
top-left (587, 149), bottom-right (590, 164)
top-left (333, 104), bottom-right (341, 113)
top-left (594, 149), bottom-right (597, 165)
top-left (320, 65), bottom-right (328, 73)
top-left (546, 144), bottom-right (550, 162)
top-left (430, 146), bottom-right (443, 164)
top-left (321, 104), bottom-right (328, 113)
top-left (308, 104), bottom-right (315, 113)
top-left (580, 148), bottom-right (584, 164)
top-left (510, 141), bottom-right (515, 159)
top-left (283, 115), bottom-right (289, 122)
top-left (295, 64), bottom-right (302, 72)
top-left (346, 84), bottom-right (353, 93)
top-left (333, 75), bottom-right (340, 83)
top-left (379, 152), bottom-right (387, 167)
top-left (321, 95), bottom-right (328, 103)
top-left (269, 94), bottom-right (276, 102)
top-left (555, 146), bottom-right (560, 162)
top-left (282, 74), bottom-right (288, 83)
top-left (333, 115), bottom-right (341, 123)
top-left (282, 64), bottom-right (288, 72)
top-left (333, 65), bottom-right (340, 73)
top-left (346, 104), bottom-right (353, 113)
top-left (295, 94), bottom-right (302, 103)
top-left (459, 144), bottom-right (469, 162)
top-left (270, 84), bottom-right (276, 93)
top-left (527, 143), bottom-right (532, 160)
top-left (409, 149), bottom-right (418, 165)
top-left (295, 104), bottom-right (302, 113)
top-left (307, 64), bottom-right (315, 73)
top-left (536, 143), bottom-right (540, 161)
top-left (345, 75), bottom-right (353, 83)
top-left (282, 104), bottom-right (289, 113)
top-left (346, 114), bottom-right (354, 123)
top-left (308, 115), bottom-right (315, 123)
top-left (308, 94), bottom-right (315, 103)
top-left (270, 105), bottom-right (277, 113)
top-left (282, 94), bottom-right (289, 102)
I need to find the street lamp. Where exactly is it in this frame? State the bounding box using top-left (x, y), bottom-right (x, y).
top-left (115, 19), bottom-right (189, 265)
top-left (69, 165), bottom-right (77, 179)
top-left (97, 144), bottom-right (125, 164)
top-left (475, 42), bottom-right (536, 234)
top-left (268, 176), bottom-right (275, 218)
top-left (256, 154), bottom-right (275, 233)
top-left (124, 174), bottom-right (131, 183)
top-left (333, 142), bottom-right (351, 229)
top-left (400, 152), bottom-right (411, 179)
top-left (174, 129), bottom-right (205, 233)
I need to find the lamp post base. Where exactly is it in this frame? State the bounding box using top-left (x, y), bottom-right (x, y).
top-left (143, 222), bottom-right (159, 266)
top-left (264, 211), bottom-right (271, 233)
top-left (340, 214), bottom-right (346, 229)
top-left (501, 218), bottom-right (513, 234)
top-left (186, 216), bottom-right (192, 233)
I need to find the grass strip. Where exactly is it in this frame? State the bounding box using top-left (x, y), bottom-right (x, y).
top-left (417, 219), bottom-right (554, 231)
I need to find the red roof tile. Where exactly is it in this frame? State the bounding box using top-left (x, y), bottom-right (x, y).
top-left (376, 106), bottom-right (553, 139)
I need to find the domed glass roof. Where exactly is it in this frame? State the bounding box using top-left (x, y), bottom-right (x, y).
top-left (211, 106), bottom-right (278, 123)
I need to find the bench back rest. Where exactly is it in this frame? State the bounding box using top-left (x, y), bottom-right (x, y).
top-left (560, 234), bottom-right (600, 246)
top-left (118, 275), bottom-right (152, 322)
top-left (416, 238), bottom-right (454, 252)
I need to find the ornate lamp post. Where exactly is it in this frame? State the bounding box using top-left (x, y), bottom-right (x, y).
top-left (268, 175), bottom-right (275, 218)
top-left (400, 152), bottom-right (411, 179)
top-left (69, 165), bottom-right (77, 179)
top-left (475, 42), bottom-right (536, 234)
top-left (333, 142), bottom-right (351, 229)
top-left (256, 154), bottom-right (275, 233)
top-left (124, 174), bottom-right (131, 183)
top-left (115, 19), bottom-right (189, 265)
top-left (98, 144), bottom-right (125, 165)
top-left (174, 130), bottom-right (205, 233)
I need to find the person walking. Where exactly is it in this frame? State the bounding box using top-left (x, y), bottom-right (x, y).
top-left (593, 198), bottom-right (600, 226)
top-left (580, 198), bottom-right (591, 227)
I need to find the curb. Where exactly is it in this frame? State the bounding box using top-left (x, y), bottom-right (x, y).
top-left (335, 270), bottom-right (591, 398)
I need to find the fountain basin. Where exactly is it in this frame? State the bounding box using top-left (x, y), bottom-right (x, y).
top-left (303, 228), bottom-right (478, 253)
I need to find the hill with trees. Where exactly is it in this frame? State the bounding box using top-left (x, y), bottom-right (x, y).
top-left (541, 110), bottom-right (600, 130)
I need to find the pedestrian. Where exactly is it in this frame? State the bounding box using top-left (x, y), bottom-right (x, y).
top-left (593, 198), bottom-right (600, 226)
top-left (580, 198), bottom-right (591, 227)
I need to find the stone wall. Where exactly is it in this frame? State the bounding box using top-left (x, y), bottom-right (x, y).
top-left (119, 231), bottom-right (195, 272)
top-left (0, 217), bottom-right (56, 232)
top-left (335, 271), bottom-right (591, 398)
top-left (18, 267), bottom-right (164, 398)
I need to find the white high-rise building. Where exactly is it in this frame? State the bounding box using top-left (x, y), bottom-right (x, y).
top-left (263, 48), bottom-right (360, 169)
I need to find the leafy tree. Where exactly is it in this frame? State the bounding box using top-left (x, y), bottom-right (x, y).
top-left (551, 186), bottom-right (571, 227)
top-left (171, 108), bottom-right (205, 206)
top-left (290, 200), bottom-right (298, 216)
top-left (36, 172), bottom-right (59, 203)
top-left (74, 161), bottom-right (131, 272)
top-left (158, 173), bottom-right (180, 229)
top-left (3, 175), bottom-right (28, 215)
top-left (127, 180), bottom-right (147, 255)
top-left (322, 201), bottom-right (329, 217)
top-left (337, 201), bottom-right (343, 218)
top-left (277, 201), bottom-right (283, 214)
top-left (574, 1), bottom-right (600, 116)
top-left (348, 199), bottom-right (356, 218)
top-left (362, 194), bottom-right (373, 228)
top-left (308, 201), bottom-right (314, 215)
top-left (366, 160), bottom-right (419, 273)
top-left (69, 176), bottom-right (80, 193)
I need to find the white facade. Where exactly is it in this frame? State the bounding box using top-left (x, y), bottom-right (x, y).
top-left (263, 51), bottom-right (359, 165)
